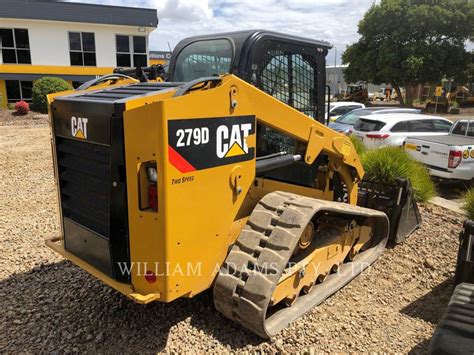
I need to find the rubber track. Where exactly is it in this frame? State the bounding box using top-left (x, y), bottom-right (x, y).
top-left (213, 191), bottom-right (389, 338)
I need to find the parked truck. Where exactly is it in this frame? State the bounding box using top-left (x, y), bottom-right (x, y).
top-left (404, 119), bottom-right (474, 182)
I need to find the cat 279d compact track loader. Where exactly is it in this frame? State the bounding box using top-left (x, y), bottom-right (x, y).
top-left (46, 30), bottom-right (418, 338)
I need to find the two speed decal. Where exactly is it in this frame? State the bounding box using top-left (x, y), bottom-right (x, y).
top-left (168, 116), bottom-right (256, 173)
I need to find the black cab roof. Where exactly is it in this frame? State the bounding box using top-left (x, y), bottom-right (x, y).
top-left (168, 29), bottom-right (331, 81)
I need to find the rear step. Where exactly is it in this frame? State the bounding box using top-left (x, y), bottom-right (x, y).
top-left (213, 191), bottom-right (389, 338)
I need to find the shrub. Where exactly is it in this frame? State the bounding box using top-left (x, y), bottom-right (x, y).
top-left (413, 99), bottom-right (427, 105)
top-left (14, 100), bottom-right (29, 115)
top-left (462, 188), bottom-right (474, 220)
top-left (349, 134), bottom-right (366, 157)
top-left (361, 146), bottom-right (435, 202)
top-left (408, 162), bottom-right (437, 203)
top-left (32, 77), bottom-right (72, 113)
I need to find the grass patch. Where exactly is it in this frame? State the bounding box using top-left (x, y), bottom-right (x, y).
top-left (349, 134), bottom-right (366, 156)
top-left (361, 146), bottom-right (435, 202)
top-left (462, 188), bottom-right (474, 220)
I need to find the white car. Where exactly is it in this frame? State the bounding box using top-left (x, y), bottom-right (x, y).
top-left (326, 102), bottom-right (365, 122)
top-left (351, 113), bottom-right (452, 149)
top-left (404, 119), bottom-right (474, 181)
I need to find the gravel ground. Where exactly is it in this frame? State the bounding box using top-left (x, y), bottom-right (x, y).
top-left (0, 115), bottom-right (465, 353)
top-left (0, 109), bottom-right (49, 126)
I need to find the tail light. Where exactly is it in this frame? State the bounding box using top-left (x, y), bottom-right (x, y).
top-left (146, 166), bottom-right (158, 211)
top-left (148, 183), bottom-right (158, 210)
top-left (366, 133), bottom-right (390, 139)
top-left (448, 150), bottom-right (462, 169)
top-left (138, 163), bottom-right (158, 211)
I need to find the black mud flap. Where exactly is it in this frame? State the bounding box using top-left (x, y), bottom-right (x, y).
top-left (454, 220), bottom-right (474, 286)
top-left (357, 178), bottom-right (421, 244)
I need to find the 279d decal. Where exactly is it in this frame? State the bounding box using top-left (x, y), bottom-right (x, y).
top-left (168, 116), bottom-right (256, 173)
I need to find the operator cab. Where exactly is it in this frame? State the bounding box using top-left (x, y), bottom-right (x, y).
top-left (168, 30), bottom-right (332, 189)
top-left (168, 30), bottom-right (330, 123)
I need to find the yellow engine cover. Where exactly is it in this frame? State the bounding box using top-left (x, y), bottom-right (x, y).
top-left (123, 80), bottom-right (259, 301)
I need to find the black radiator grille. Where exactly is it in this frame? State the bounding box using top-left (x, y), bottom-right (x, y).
top-left (56, 137), bottom-right (111, 238)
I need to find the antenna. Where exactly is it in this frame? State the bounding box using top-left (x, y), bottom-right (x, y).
top-left (167, 42), bottom-right (172, 52)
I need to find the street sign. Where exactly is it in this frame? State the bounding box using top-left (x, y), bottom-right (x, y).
top-left (434, 86), bottom-right (443, 114)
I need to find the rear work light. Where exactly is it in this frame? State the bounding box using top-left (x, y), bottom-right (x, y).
top-left (448, 150), bottom-right (462, 169)
top-left (146, 167), bottom-right (157, 183)
top-left (366, 133), bottom-right (390, 139)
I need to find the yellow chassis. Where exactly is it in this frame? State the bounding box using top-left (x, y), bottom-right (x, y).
top-left (46, 237), bottom-right (160, 304)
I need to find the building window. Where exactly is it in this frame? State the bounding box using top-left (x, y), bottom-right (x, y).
top-left (6, 80), bottom-right (33, 103)
top-left (69, 32), bottom-right (96, 66)
top-left (0, 28), bottom-right (31, 64)
top-left (116, 35), bottom-right (147, 67)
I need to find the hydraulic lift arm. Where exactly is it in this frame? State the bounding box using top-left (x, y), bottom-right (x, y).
top-left (205, 75), bottom-right (365, 203)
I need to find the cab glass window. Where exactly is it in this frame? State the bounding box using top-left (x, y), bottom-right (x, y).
top-left (354, 119), bottom-right (385, 132)
top-left (332, 106), bottom-right (350, 115)
top-left (173, 39), bottom-right (233, 82)
top-left (336, 109), bottom-right (370, 124)
top-left (432, 119), bottom-right (452, 132)
top-left (452, 121), bottom-right (468, 136)
top-left (467, 122), bottom-right (474, 137)
top-left (390, 121), bottom-right (408, 132)
top-left (409, 120), bottom-right (434, 132)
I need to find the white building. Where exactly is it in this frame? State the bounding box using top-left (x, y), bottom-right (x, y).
top-left (0, 0), bottom-right (158, 108)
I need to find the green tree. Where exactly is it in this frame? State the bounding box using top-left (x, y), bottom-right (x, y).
top-left (342, 0), bottom-right (474, 106)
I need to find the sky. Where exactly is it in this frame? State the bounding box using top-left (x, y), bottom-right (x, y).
top-left (72, 0), bottom-right (378, 64)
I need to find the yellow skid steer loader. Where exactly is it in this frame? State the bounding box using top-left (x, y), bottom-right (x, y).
top-left (46, 30), bottom-right (419, 338)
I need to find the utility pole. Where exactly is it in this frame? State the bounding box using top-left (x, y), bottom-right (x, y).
top-left (334, 46), bottom-right (337, 96)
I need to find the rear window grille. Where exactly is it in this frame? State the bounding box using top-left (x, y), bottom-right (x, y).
top-left (255, 48), bottom-right (318, 158)
top-left (257, 50), bottom-right (317, 118)
top-left (56, 137), bottom-right (111, 237)
top-left (354, 119), bottom-right (385, 132)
